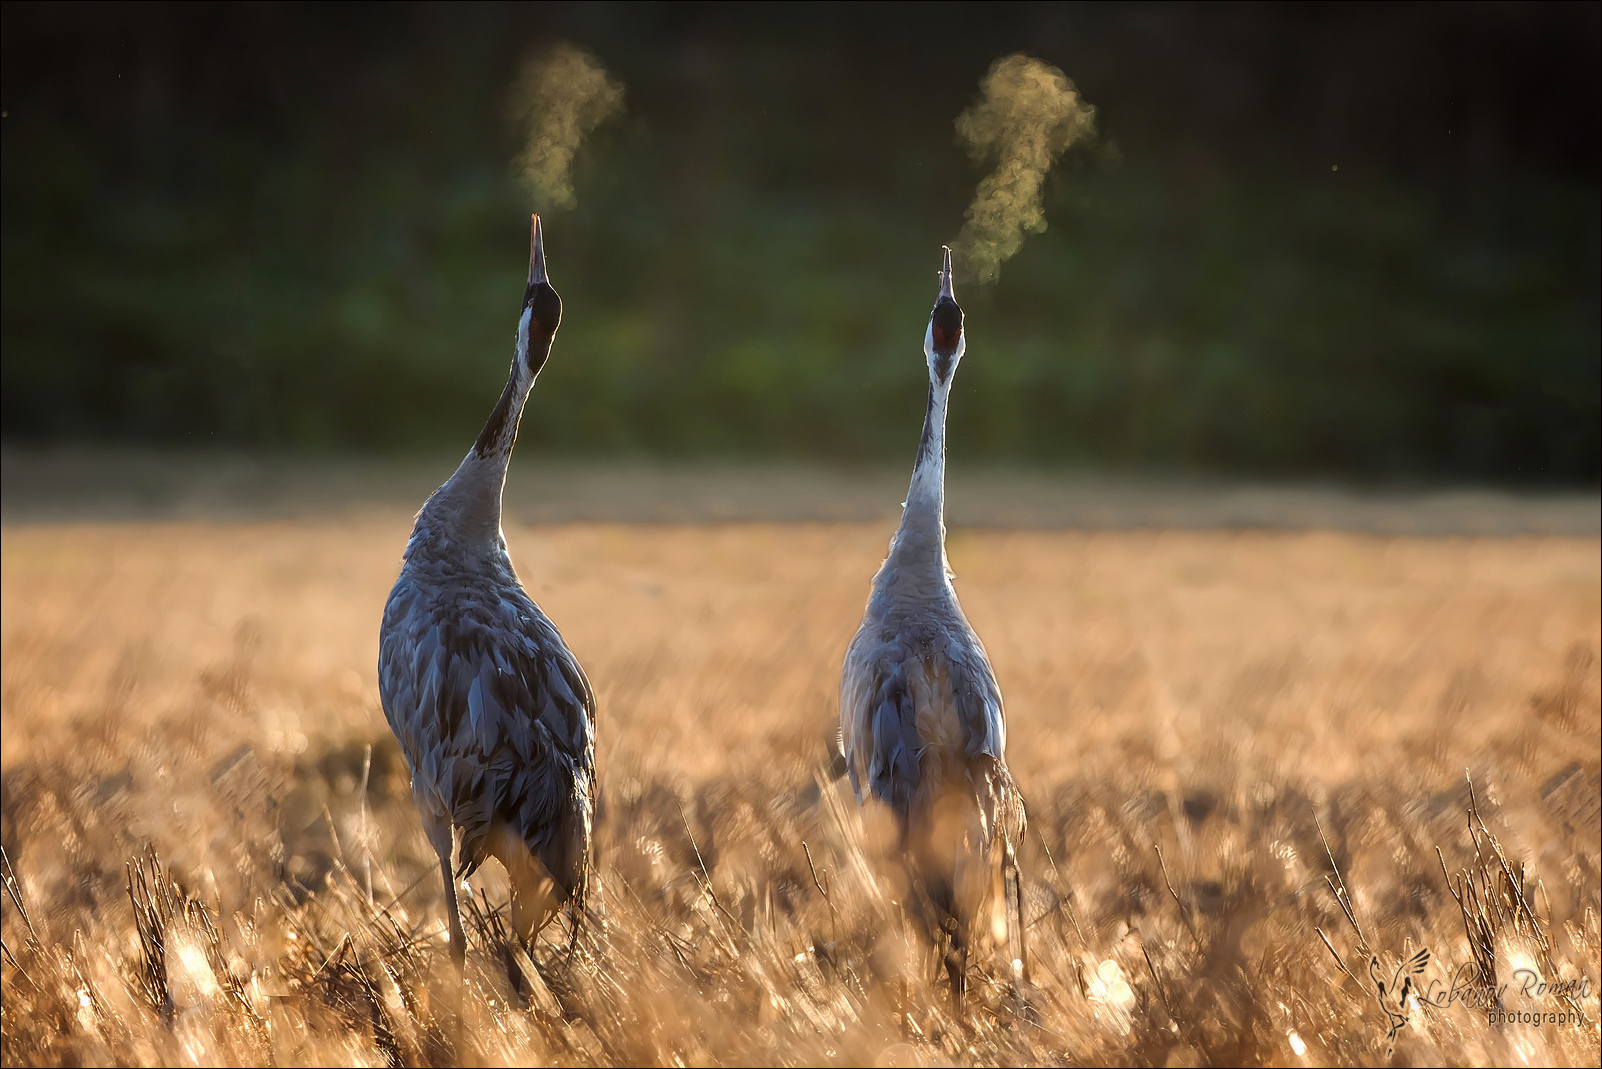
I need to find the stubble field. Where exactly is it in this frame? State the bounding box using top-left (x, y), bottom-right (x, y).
top-left (2, 512), bottom-right (1598, 1066)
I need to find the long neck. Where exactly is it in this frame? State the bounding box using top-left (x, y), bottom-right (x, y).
top-left (886, 378), bottom-right (951, 578)
top-left (415, 322), bottom-right (549, 554)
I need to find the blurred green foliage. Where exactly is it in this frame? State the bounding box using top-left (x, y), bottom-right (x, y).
top-left (2, 3), bottom-right (1597, 481)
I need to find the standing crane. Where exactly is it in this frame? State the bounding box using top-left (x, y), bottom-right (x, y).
top-left (379, 216), bottom-right (596, 977)
top-left (839, 246), bottom-right (1025, 1005)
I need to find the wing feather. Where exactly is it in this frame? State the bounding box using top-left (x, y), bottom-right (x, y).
top-left (378, 575), bottom-right (596, 880)
top-left (837, 613), bottom-right (1014, 833)
top-left (945, 637), bottom-right (1005, 760)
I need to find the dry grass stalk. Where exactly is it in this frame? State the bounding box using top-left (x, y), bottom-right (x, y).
top-left (2, 518), bottom-right (1597, 1066)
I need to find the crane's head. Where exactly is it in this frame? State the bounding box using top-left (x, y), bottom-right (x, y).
top-left (923, 246), bottom-right (965, 386)
top-left (520, 215), bottom-right (563, 372)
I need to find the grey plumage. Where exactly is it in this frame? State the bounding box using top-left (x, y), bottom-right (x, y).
top-left (378, 216), bottom-right (595, 967)
top-left (839, 247), bottom-right (1025, 1002)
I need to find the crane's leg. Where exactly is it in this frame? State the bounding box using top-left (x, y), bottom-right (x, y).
top-left (440, 853), bottom-right (466, 970)
top-left (898, 854), bottom-right (940, 989)
top-left (499, 843), bottom-right (562, 1008)
top-left (419, 817), bottom-right (467, 1059)
top-left (902, 840), bottom-right (967, 1011)
top-left (1004, 836), bottom-right (1028, 985)
top-left (932, 859), bottom-right (967, 1011)
top-left (425, 818), bottom-right (466, 973)
top-left (944, 917), bottom-right (967, 1011)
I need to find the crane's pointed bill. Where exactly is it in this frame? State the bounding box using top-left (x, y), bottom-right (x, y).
top-left (529, 214), bottom-right (548, 286)
top-left (523, 216), bottom-right (563, 340)
top-left (938, 245), bottom-right (955, 301)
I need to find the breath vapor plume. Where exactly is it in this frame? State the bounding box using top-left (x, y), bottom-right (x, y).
top-left (954, 54), bottom-right (1096, 283)
top-left (509, 42), bottom-right (625, 209)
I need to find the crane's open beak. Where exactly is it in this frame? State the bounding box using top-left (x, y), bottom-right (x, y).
top-left (529, 214), bottom-right (548, 286)
top-left (937, 245), bottom-right (955, 300)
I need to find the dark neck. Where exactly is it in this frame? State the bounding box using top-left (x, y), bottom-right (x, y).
top-left (420, 329), bottom-right (551, 550)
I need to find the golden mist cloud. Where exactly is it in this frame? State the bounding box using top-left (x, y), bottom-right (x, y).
top-left (509, 43), bottom-right (625, 210)
top-left (954, 55), bottom-right (1097, 283)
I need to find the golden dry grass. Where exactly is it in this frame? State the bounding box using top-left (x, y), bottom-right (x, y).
top-left (2, 516), bottom-right (1598, 1066)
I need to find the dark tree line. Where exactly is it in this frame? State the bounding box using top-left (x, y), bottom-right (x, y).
top-left (2, 2), bottom-right (1596, 482)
